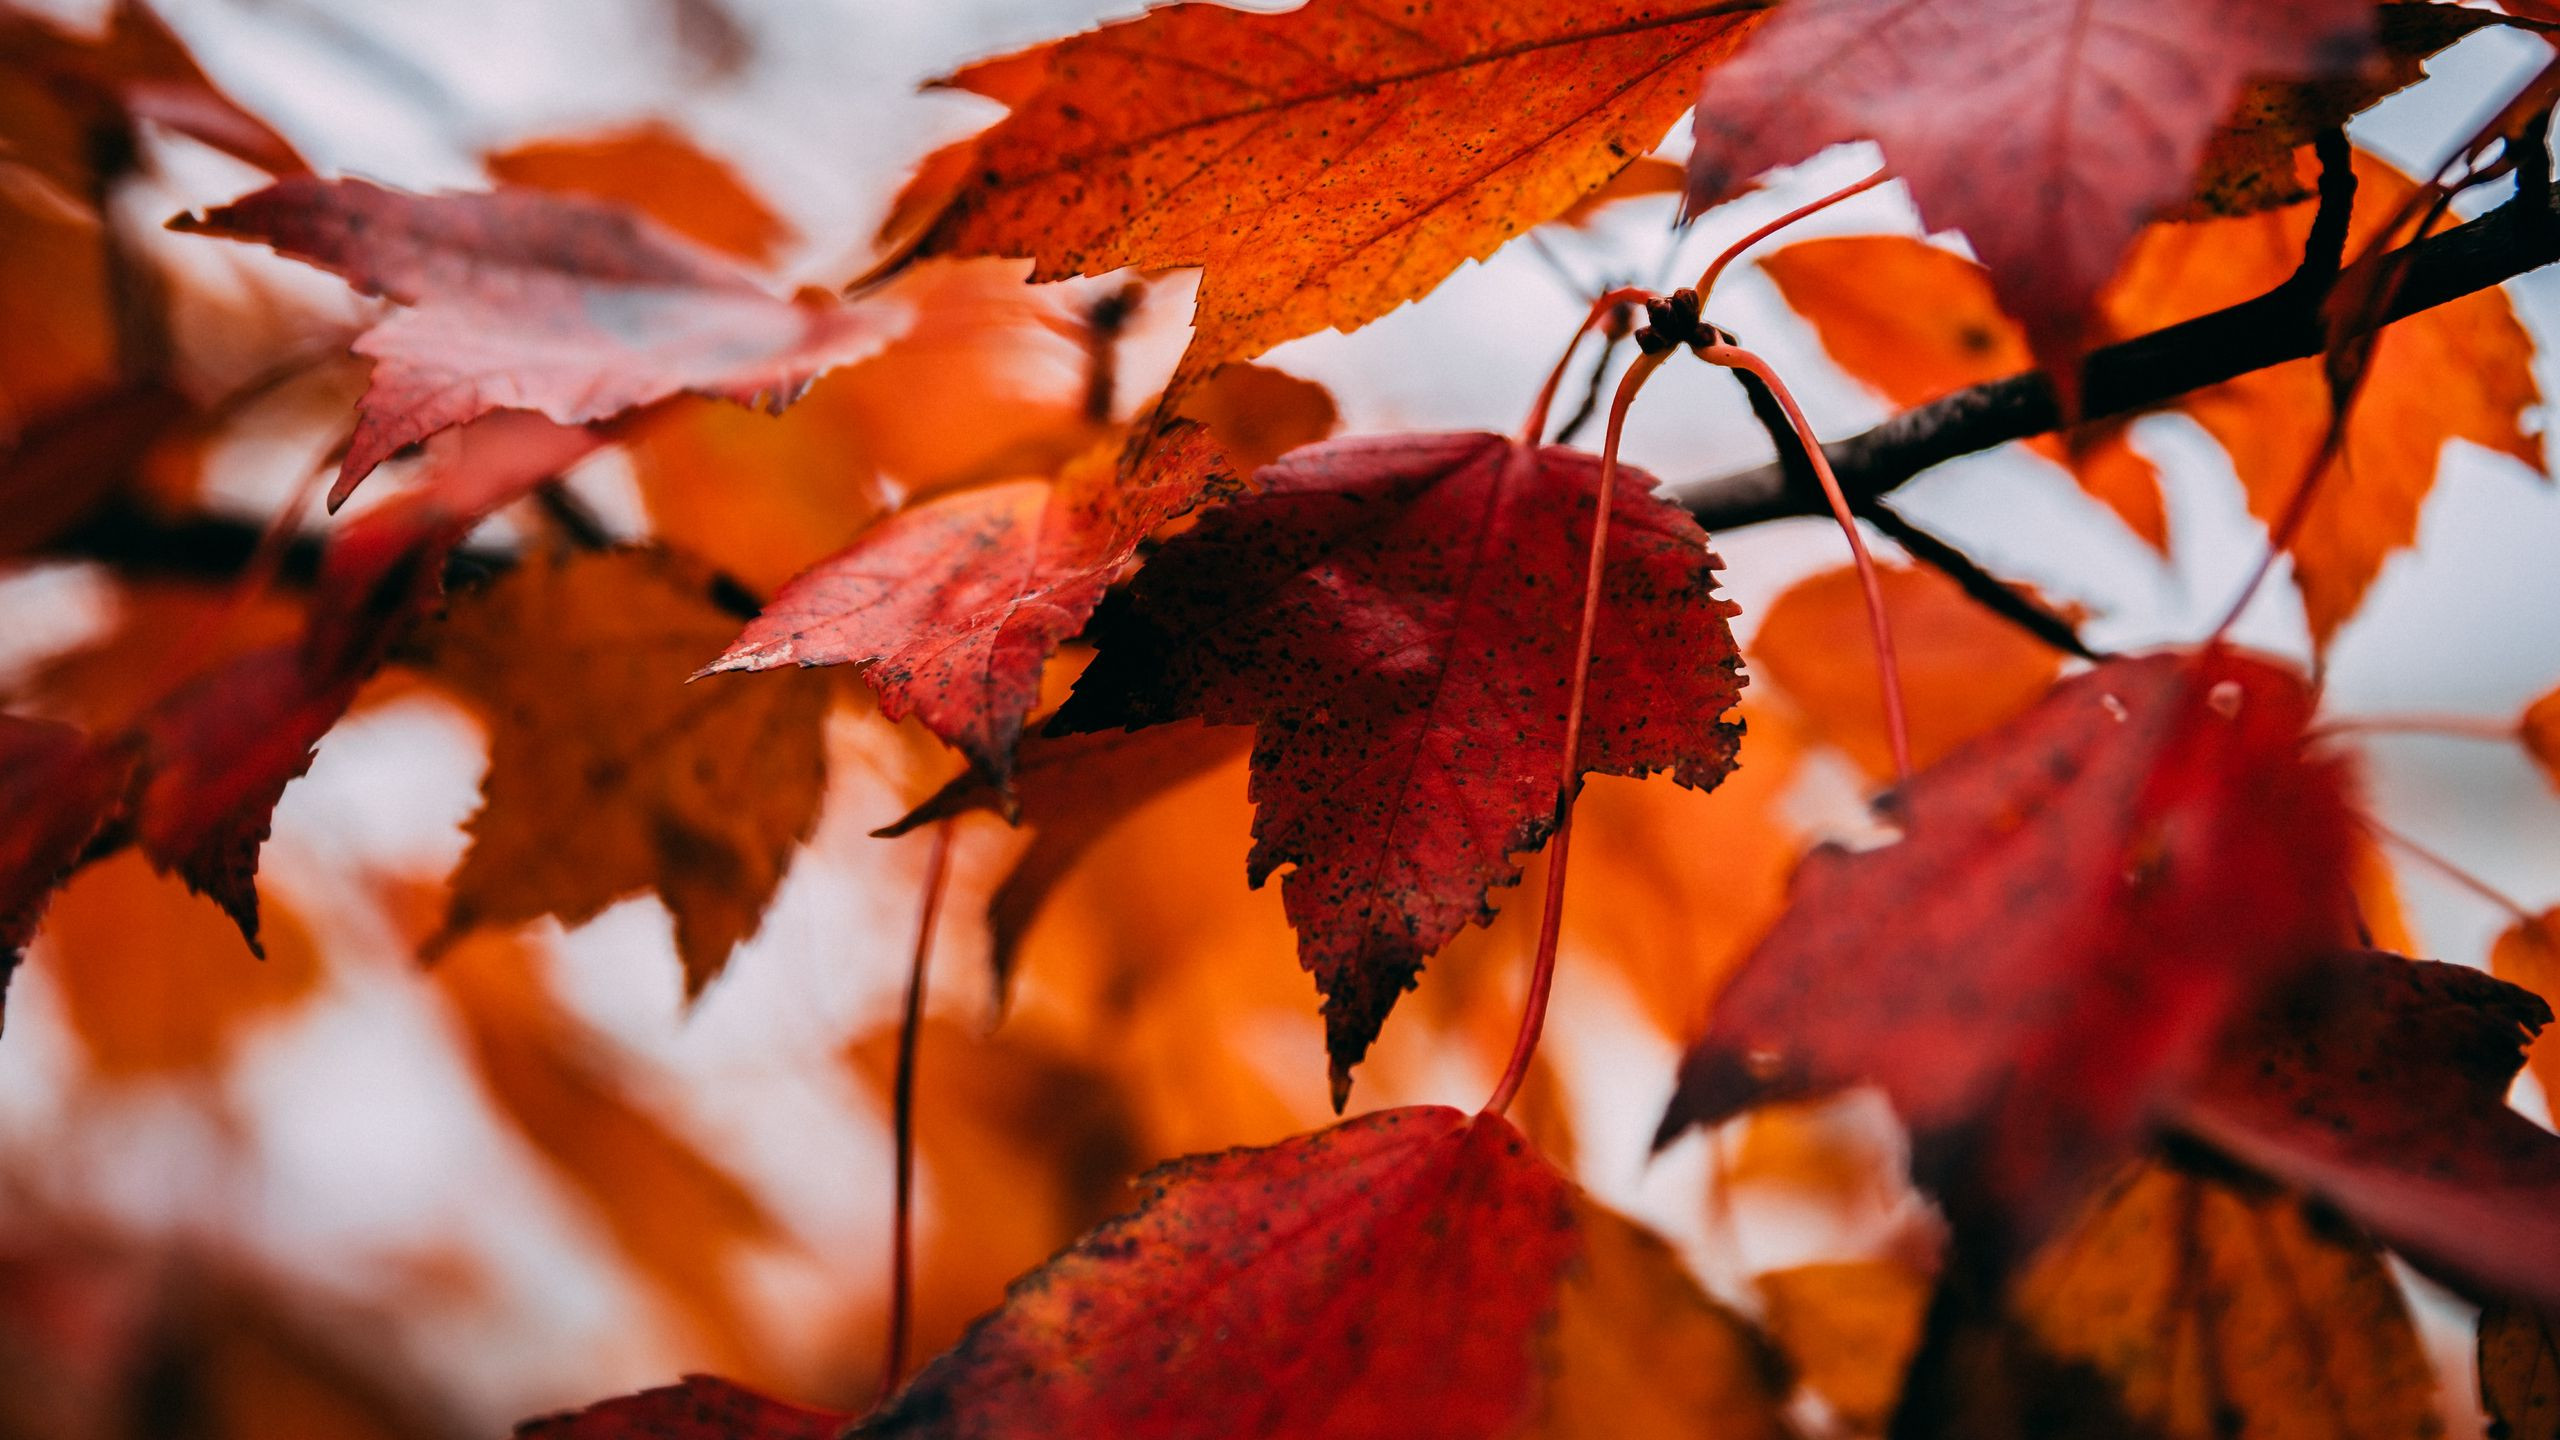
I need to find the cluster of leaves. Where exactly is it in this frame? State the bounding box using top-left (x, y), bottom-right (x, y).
top-left (8, 1), bottom-right (2560, 1438)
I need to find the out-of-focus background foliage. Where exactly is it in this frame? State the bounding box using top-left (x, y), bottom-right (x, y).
top-left (0, 1), bottom-right (2554, 1435)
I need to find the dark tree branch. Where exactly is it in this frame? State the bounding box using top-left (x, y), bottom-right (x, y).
top-left (1855, 502), bottom-right (2104, 661)
top-left (44, 504), bottom-right (514, 590)
top-left (1668, 182), bottom-right (2560, 528)
top-left (2287, 129), bottom-right (2357, 294)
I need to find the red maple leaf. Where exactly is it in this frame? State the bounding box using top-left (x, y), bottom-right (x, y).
top-left (704, 425), bottom-right (1231, 784)
top-left (1054, 432), bottom-right (1744, 1100)
top-left (170, 178), bottom-right (899, 507)
top-left (2177, 949), bottom-right (2560, 1307)
top-left (515, 1375), bottom-right (846, 1439)
top-left (858, 1106), bottom-right (1579, 1439)
top-left (1686, 0), bottom-right (2375, 379)
top-left (0, 716), bottom-right (136, 1022)
top-left (133, 415), bottom-right (599, 946)
top-left (1658, 649), bottom-right (2361, 1256)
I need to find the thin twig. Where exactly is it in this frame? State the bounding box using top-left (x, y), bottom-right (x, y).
top-left (1552, 312), bottom-right (1630, 447)
top-left (2317, 712), bottom-right (2521, 742)
top-left (884, 820), bottom-right (957, 1396)
top-left (2367, 817), bottom-right (2535, 922)
top-left (1858, 502), bottom-right (2104, 661)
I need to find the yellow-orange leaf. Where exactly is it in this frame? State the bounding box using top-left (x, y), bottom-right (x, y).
top-left (488, 125), bottom-right (791, 265)
top-left (910, 0), bottom-right (1764, 387)
top-left (0, 53), bottom-right (118, 431)
top-left (2347, 828), bottom-right (2420, 959)
top-left (38, 851), bottom-right (321, 1079)
top-left (1750, 562), bottom-right (2062, 782)
top-left (1550, 155), bottom-right (1689, 229)
top-left (1757, 1260), bottom-right (1933, 1434)
top-left (2103, 150), bottom-right (2544, 648)
top-left (2525, 687), bottom-right (2560, 793)
top-left (427, 548), bottom-right (832, 994)
top-left (2493, 910), bottom-right (2560, 1128)
top-left (1761, 236), bottom-right (2164, 547)
top-left (999, 744), bottom-right (1331, 1155)
top-left (1518, 1196), bottom-right (1789, 1440)
top-left (431, 927), bottom-right (781, 1372)
top-left (2482, 1300), bottom-right (2560, 1440)
top-left (620, 259), bottom-right (1106, 593)
top-left (1175, 364), bottom-right (1341, 476)
top-left (1987, 1160), bottom-right (2441, 1440)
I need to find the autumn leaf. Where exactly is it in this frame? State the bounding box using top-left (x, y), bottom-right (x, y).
top-left (2174, 950), bottom-right (2560, 1306)
top-left (2493, 910), bottom-right (2560, 1125)
top-left (2483, 1300), bottom-right (2560, 1440)
top-left (0, 385), bottom-right (196, 559)
top-left (617, 259), bottom-right (1109, 595)
top-left (906, 0), bottom-right (1765, 387)
top-left (38, 851), bottom-right (321, 1078)
top-left (706, 424), bottom-right (1233, 785)
top-left (878, 720), bottom-right (1249, 996)
top-left (1174, 364), bottom-right (1342, 477)
top-left (2102, 148), bottom-right (2544, 647)
top-left (1520, 1195), bottom-right (1789, 1440)
top-left (1545, 708), bottom-right (1807, 1041)
top-left (1759, 237), bottom-right (2165, 547)
top-left (515, 1375), bottom-right (846, 1440)
top-left (1657, 650), bottom-right (2360, 1256)
top-left (862, 1106), bottom-right (1579, 1439)
top-left (1549, 155), bottom-right (1690, 230)
top-left (131, 415), bottom-right (599, 947)
top-left (487, 126), bottom-right (792, 266)
top-left (429, 927), bottom-right (783, 1372)
top-left (0, 30), bottom-right (130, 428)
top-left (981, 739), bottom-right (1336, 1156)
top-left (426, 547), bottom-right (831, 995)
top-left (1750, 560), bottom-right (2063, 781)
top-left (1685, 0), bottom-right (2376, 382)
top-left (5, 578), bottom-right (305, 732)
top-left (2525, 686), bottom-right (2560, 791)
top-left (1901, 1154), bottom-right (2442, 1440)
top-left (0, 2), bottom-right (304, 183)
top-left (1055, 432), bottom-right (1744, 1099)
top-left (171, 177), bottom-right (903, 506)
top-left (1756, 1260), bottom-right (1933, 1434)
top-left (0, 715), bottom-right (135, 1020)
top-left (2171, 4), bottom-right (2501, 220)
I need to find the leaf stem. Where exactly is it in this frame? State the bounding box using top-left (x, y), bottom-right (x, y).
top-left (1698, 341), bottom-right (1913, 783)
top-left (1485, 348), bottom-right (1666, 1118)
top-left (1692, 165), bottom-right (1891, 305)
top-left (885, 818), bottom-right (957, 1397)
top-left (1520, 285), bottom-right (1656, 446)
top-left (2367, 817), bottom-right (2535, 923)
top-left (2318, 712), bottom-right (2522, 743)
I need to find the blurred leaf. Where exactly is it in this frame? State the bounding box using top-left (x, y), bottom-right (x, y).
top-left (1758, 1259), bottom-right (1933, 1434)
top-left (428, 547), bottom-right (832, 995)
top-left (39, 849), bottom-right (320, 1079)
top-left (489, 126), bottom-right (791, 266)
top-left (1751, 561), bottom-right (2063, 782)
top-left (433, 928), bottom-right (783, 1370)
